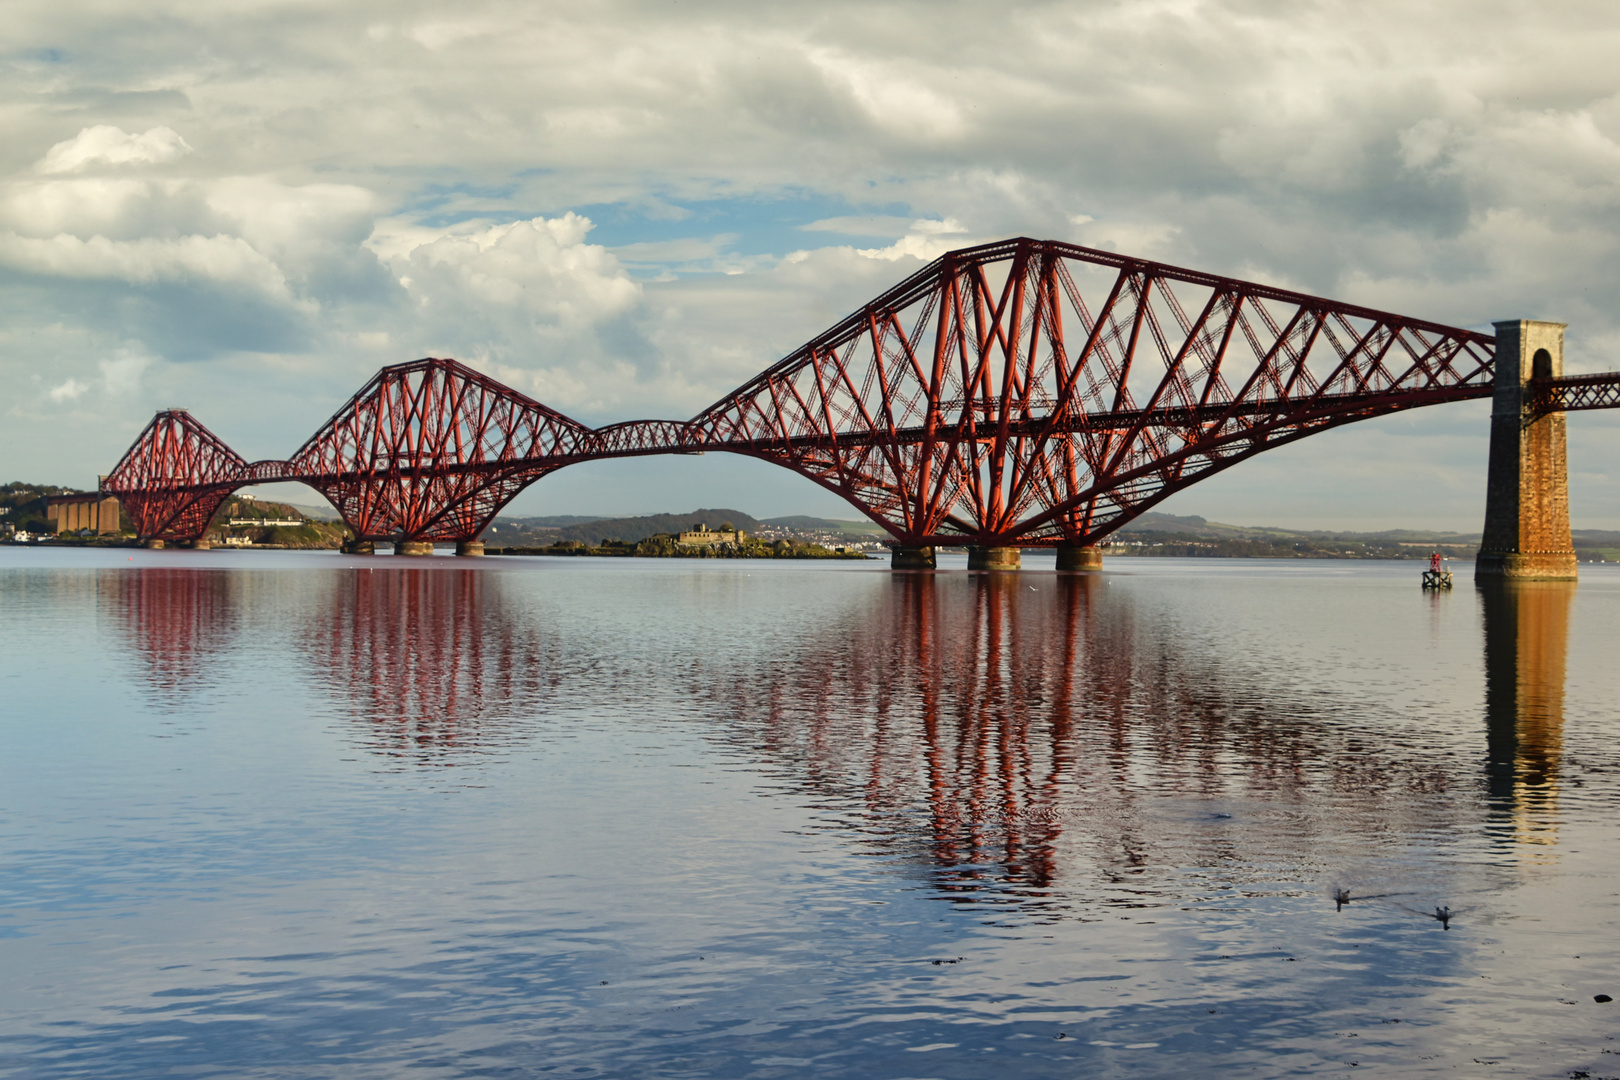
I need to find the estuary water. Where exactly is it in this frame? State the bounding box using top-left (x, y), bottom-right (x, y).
top-left (2, 548), bottom-right (1619, 1078)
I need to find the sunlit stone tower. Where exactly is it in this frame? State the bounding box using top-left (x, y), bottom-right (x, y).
top-left (1475, 320), bottom-right (1577, 580)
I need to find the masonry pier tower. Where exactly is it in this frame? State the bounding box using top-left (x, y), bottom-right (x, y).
top-left (1475, 320), bottom-right (1578, 580)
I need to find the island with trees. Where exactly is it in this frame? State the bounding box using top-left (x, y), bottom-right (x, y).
top-left (487, 519), bottom-right (871, 559)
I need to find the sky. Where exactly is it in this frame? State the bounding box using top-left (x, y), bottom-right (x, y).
top-left (4, 0), bottom-right (1620, 530)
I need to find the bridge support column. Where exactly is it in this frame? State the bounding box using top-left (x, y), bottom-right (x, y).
top-left (342, 539), bottom-right (375, 555)
top-left (1476, 320), bottom-right (1577, 581)
top-left (143, 538), bottom-right (165, 550)
top-left (395, 540), bottom-right (435, 556)
top-left (1056, 545), bottom-right (1103, 572)
top-left (455, 540), bottom-right (485, 557)
top-left (968, 546), bottom-right (1021, 571)
top-left (891, 545), bottom-right (937, 570)
top-left (184, 538), bottom-right (211, 550)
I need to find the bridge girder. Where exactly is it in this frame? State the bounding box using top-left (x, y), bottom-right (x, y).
top-left (96, 237), bottom-right (1613, 547)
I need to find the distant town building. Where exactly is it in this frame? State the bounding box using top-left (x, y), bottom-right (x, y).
top-left (676, 523), bottom-right (743, 547)
top-left (45, 494), bottom-right (122, 535)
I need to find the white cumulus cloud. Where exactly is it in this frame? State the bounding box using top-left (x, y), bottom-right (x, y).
top-left (854, 218), bottom-right (969, 261)
top-left (35, 126), bottom-right (193, 174)
top-left (47, 378), bottom-right (88, 402)
top-left (383, 213), bottom-right (640, 331)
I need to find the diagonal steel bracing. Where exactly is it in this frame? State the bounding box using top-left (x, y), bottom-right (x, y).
top-left (100, 237), bottom-right (1620, 547)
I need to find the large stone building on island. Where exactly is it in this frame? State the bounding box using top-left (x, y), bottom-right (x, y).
top-left (676, 523), bottom-right (743, 548)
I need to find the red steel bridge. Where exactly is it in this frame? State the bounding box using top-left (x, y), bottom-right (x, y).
top-left (101, 237), bottom-right (1620, 563)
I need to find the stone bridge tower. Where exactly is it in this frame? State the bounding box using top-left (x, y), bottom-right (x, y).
top-left (1475, 320), bottom-right (1577, 580)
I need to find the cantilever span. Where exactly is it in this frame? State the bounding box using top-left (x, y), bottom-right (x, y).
top-left (99, 237), bottom-right (1620, 560)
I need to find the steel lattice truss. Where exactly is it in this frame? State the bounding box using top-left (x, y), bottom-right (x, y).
top-left (104, 410), bottom-right (251, 540)
top-left (104, 358), bottom-right (596, 542)
top-left (106, 237), bottom-right (1600, 547)
top-left (284, 358), bottom-right (593, 540)
top-left (1532, 373), bottom-right (1620, 414)
top-left (677, 239), bottom-right (1497, 545)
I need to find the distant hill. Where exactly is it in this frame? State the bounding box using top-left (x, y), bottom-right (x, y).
top-left (1118, 512), bottom-right (1217, 534)
top-left (275, 499), bottom-right (342, 522)
top-left (498, 514), bottom-right (608, 528)
top-left (1118, 511), bottom-right (1480, 545)
top-left (760, 515), bottom-right (886, 536)
top-left (205, 496), bottom-right (348, 549)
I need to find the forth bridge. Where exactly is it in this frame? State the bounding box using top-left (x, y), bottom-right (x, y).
top-left (99, 238), bottom-right (1620, 579)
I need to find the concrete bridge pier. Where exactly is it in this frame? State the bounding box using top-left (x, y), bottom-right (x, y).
top-left (395, 540), bottom-right (435, 556)
top-left (183, 538), bottom-right (211, 550)
top-left (455, 540), bottom-right (485, 557)
top-left (341, 539), bottom-right (375, 555)
top-left (967, 546), bottom-right (1021, 571)
top-left (1056, 545), bottom-right (1103, 572)
top-left (1476, 319), bottom-right (1578, 581)
top-left (143, 538), bottom-right (165, 550)
top-left (890, 546), bottom-right (936, 570)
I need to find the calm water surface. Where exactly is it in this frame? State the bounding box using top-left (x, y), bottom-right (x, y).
top-left (2, 548), bottom-right (1619, 1078)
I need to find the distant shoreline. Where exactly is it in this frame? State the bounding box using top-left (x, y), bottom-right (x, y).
top-left (485, 546), bottom-right (871, 560)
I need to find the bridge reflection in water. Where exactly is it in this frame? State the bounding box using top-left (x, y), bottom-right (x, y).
top-left (103, 566), bottom-right (582, 764)
top-left (102, 569), bottom-right (239, 703)
top-left (102, 564), bottom-right (1572, 902)
top-left (1480, 580), bottom-right (1572, 852)
top-left (302, 569), bottom-right (580, 765)
top-left (700, 573), bottom-right (1578, 908)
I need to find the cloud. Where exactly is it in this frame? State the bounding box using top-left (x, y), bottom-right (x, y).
top-left (48, 377), bottom-right (88, 402)
top-left (350, 213), bottom-right (648, 411)
top-left (99, 351), bottom-right (152, 395)
top-left (36, 126), bottom-right (192, 174)
top-left (806, 48), bottom-right (965, 140)
top-left (0, 173), bottom-right (388, 360)
top-left (852, 217), bottom-right (969, 261)
top-left (0, 231), bottom-right (295, 296)
top-left (386, 213), bottom-right (639, 331)
top-left (36, 350), bottom-right (151, 410)
top-left (800, 216), bottom-right (915, 238)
